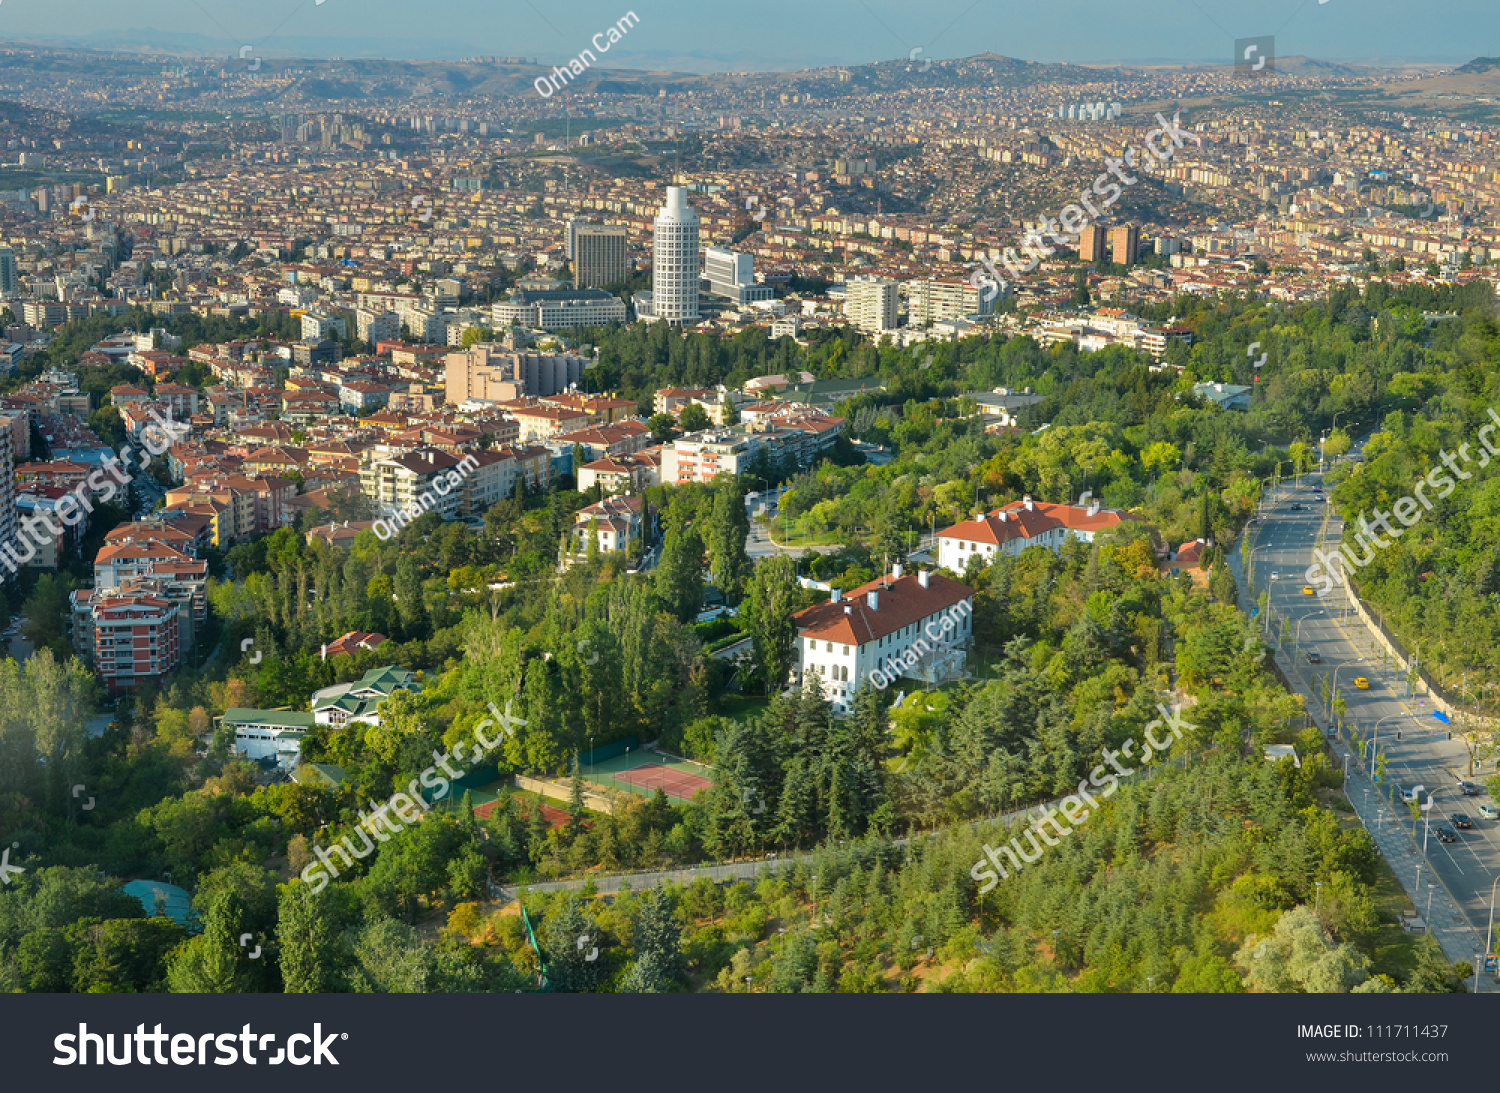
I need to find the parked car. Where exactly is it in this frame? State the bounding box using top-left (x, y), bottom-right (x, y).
top-left (1451, 813), bottom-right (1474, 829)
top-left (1479, 804), bottom-right (1498, 820)
top-left (1437, 826), bottom-right (1458, 843)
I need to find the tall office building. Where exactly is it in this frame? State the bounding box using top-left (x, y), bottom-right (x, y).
top-left (641, 186), bottom-right (700, 326)
top-left (845, 275), bottom-right (899, 334)
top-left (704, 246), bottom-right (774, 305)
top-left (573, 225), bottom-right (630, 289)
top-left (1110, 225), bottom-right (1140, 266)
top-left (0, 247), bottom-right (14, 294)
top-left (1078, 225), bottom-right (1106, 265)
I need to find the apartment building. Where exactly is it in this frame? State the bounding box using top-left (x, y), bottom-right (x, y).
top-left (844, 275), bottom-right (898, 334)
top-left (573, 494), bottom-right (646, 556)
top-left (360, 447), bottom-right (473, 521)
top-left (906, 278), bottom-right (993, 327)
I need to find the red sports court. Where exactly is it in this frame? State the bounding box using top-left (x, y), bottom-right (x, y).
top-left (612, 763), bottom-right (712, 800)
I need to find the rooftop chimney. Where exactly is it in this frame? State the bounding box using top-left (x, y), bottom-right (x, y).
top-left (868, 590), bottom-right (879, 611)
top-left (831, 587), bottom-right (842, 603)
top-left (844, 605), bottom-right (852, 615)
top-left (1023, 496), bottom-right (1035, 511)
top-left (892, 563), bottom-right (904, 580)
top-left (918, 569), bottom-right (930, 589)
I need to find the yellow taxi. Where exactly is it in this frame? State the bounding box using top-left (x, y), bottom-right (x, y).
top-left (1355, 677), bottom-right (1370, 689)
top-left (1302, 585), bottom-right (1315, 595)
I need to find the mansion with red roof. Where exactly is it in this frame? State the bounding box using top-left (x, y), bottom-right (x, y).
top-left (937, 496), bottom-right (1142, 573)
top-left (791, 565), bottom-right (974, 713)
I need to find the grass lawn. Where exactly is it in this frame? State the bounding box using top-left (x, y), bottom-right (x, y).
top-left (717, 692), bottom-right (771, 725)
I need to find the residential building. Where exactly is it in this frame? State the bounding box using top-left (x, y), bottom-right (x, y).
top-left (937, 496), bottom-right (1142, 571)
top-left (360, 448), bottom-right (475, 521)
top-left (1110, 224), bottom-right (1141, 266)
top-left (792, 566), bottom-right (974, 713)
top-left (80, 590), bottom-right (182, 694)
top-left (1079, 224), bottom-right (1107, 264)
top-left (311, 665), bottom-right (419, 727)
top-left (907, 278), bottom-right (993, 327)
top-left (444, 345), bottom-right (587, 403)
top-left (356, 308), bottom-right (401, 345)
top-left (845, 275), bottom-right (898, 333)
top-left (573, 494), bottom-right (645, 556)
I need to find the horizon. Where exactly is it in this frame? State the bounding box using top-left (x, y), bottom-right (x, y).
top-left (0, 0), bottom-right (1493, 71)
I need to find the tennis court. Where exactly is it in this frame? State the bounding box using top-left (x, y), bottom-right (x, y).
top-left (583, 748), bottom-right (715, 802)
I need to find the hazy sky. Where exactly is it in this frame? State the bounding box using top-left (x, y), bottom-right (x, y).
top-left (1, 0), bottom-right (1495, 70)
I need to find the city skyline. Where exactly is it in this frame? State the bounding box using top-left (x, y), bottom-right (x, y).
top-left (0, 0), bottom-right (1493, 70)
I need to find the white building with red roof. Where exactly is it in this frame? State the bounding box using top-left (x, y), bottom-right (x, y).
top-left (937, 496), bottom-right (1141, 572)
top-left (791, 565), bottom-right (973, 713)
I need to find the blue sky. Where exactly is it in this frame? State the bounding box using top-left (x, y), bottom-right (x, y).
top-left (2, 0), bottom-right (1494, 69)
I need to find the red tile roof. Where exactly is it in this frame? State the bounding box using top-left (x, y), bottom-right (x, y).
top-left (793, 572), bottom-right (972, 645)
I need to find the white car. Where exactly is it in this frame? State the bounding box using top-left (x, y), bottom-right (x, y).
top-left (1271, 572), bottom-right (1280, 581)
top-left (1479, 804), bottom-right (1498, 820)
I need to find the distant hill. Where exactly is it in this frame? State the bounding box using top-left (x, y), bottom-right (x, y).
top-left (1456, 57), bottom-right (1500, 74)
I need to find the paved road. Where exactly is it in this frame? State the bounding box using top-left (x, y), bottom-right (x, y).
top-left (1239, 471), bottom-right (1499, 981)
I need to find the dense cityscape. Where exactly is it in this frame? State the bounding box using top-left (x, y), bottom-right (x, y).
top-left (2, 3), bottom-right (1500, 1035)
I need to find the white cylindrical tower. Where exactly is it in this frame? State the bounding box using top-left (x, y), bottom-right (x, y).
top-left (651, 185), bottom-right (701, 325)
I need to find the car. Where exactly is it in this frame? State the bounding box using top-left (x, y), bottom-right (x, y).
top-left (1306, 649), bottom-right (1322, 664)
top-left (1354, 677), bottom-right (1369, 689)
top-left (1437, 826), bottom-right (1458, 843)
top-left (1479, 804), bottom-right (1498, 820)
top-left (1303, 585), bottom-right (1315, 595)
top-left (1291, 503), bottom-right (1305, 511)
top-left (1400, 786), bottom-right (1421, 802)
top-left (1451, 813), bottom-right (1474, 829)
top-left (1271, 571), bottom-right (1281, 581)
top-left (1459, 781), bottom-right (1482, 796)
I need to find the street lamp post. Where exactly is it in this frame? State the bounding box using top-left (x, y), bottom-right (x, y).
top-left (1294, 610), bottom-right (1324, 653)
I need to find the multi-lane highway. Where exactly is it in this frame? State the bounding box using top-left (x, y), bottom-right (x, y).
top-left (1240, 469), bottom-right (1500, 977)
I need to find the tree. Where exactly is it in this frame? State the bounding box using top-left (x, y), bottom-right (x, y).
top-left (165, 888), bottom-right (258, 993)
top-left (746, 554), bottom-right (799, 690)
top-left (278, 880), bottom-right (348, 993)
top-left (1234, 905), bottom-right (1371, 993)
top-left (541, 895), bottom-right (605, 993)
top-left (647, 413), bottom-right (678, 442)
top-left (679, 404), bottom-right (712, 433)
top-left (623, 887), bottom-right (686, 992)
top-left (654, 522), bottom-right (705, 622)
top-left (707, 487), bottom-right (751, 605)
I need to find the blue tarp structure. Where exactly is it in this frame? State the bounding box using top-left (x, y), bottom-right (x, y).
top-left (1433, 709), bottom-right (1452, 725)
